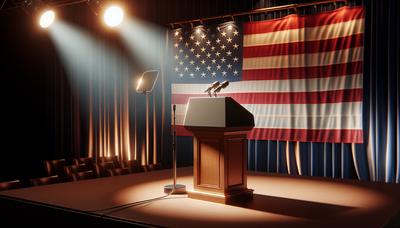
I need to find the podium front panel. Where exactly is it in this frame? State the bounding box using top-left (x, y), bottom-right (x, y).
top-left (199, 139), bottom-right (221, 188)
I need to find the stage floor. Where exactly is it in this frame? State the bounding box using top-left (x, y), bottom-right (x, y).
top-left (1, 167), bottom-right (400, 227)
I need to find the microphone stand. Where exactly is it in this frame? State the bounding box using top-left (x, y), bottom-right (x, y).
top-left (164, 104), bottom-right (186, 194)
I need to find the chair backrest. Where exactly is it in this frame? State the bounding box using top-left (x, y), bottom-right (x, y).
top-left (44, 159), bottom-right (66, 180)
top-left (95, 162), bottom-right (115, 177)
top-left (73, 157), bottom-right (95, 171)
top-left (98, 156), bottom-right (121, 168)
top-left (64, 164), bottom-right (89, 181)
top-left (123, 160), bottom-right (142, 173)
top-left (0, 180), bottom-right (22, 191)
top-left (30, 175), bottom-right (60, 186)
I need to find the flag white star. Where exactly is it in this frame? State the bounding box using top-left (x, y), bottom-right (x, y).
top-left (200, 47), bottom-right (206, 52)
top-left (233, 70), bottom-right (238, 75)
top-left (179, 61), bottom-right (183, 65)
top-left (221, 31), bottom-right (226, 37)
top-left (206, 40), bottom-right (211, 45)
top-left (190, 73), bottom-right (194, 77)
top-left (201, 60), bottom-right (206, 65)
top-left (233, 30), bottom-right (239, 36)
top-left (216, 65), bottom-right (221, 70)
top-left (190, 48), bottom-right (195, 52)
top-left (185, 55), bottom-right (189, 59)
top-left (233, 44), bottom-right (239, 49)
top-left (174, 55), bottom-right (179, 60)
top-left (174, 43), bottom-right (179, 48)
top-left (185, 42), bottom-right (189, 47)
top-left (184, 67), bottom-right (188, 71)
top-left (211, 46), bottom-right (216, 51)
top-left (195, 41), bottom-right (200, 46)
top-left (195, 66), bottom-right (200, 71)
top-left (221, 57), bottom-right (226, 63)
top-left (190, 60), bottom-right (195, 65)
top-left (227, 64), bottom-right (232, 69)
top-left (179, 49), bottom-right (183, 53)
top-left (222, 71), bottom-right (227, 76)
top-left (174, 31), bottom-right (179, 37)
top-left (227, 37), bottom-right (232, 43)
top-left (211, 72), bottom-right (216, 77)
top-left (211, 59), bottom-right (216, 64)
top-left (190, 35), bottom-right (195, 40)
top-left (179, 36), bottom-right (183, 41)
top-left (201, 34), bottom-right (206, 39)
top-left (220, 44), bottom-right (226, 50)
top-left (207, 66), bottom-right (211, 71)
top-left (206, 53), bottom-right (211, 58)
top-left (201, 72), bottom-right (206, 77)
top-left (226, 51), bottom-right (232, 56)
top-left (216, 38), bottom-right (221, 44)
top-left (195, 54), bottom-right (201, 58)
top-left (179, 73), bottom-right (184, 77)
top-left (215, 52), bottom-right (220, 57)
top-left (233, 57), bottom-right (239, 62)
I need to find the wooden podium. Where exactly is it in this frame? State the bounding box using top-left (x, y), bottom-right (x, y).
top-left (183, 97), bottom-right (254, 204)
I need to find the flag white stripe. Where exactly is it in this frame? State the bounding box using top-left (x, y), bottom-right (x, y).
top-left (175, 102), bottom-right (362, 117)
top-left (243, 47), bottom-right (363, 70)
top-left (171, 74), bottom-right (362, 94)
top-left (243, 18), bottom-right (364, 47)
top-left (174, 113), bottom-right (362, 130)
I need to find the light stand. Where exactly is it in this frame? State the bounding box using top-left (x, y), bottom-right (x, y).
top-left (136, 70), bottom-right (159, 166)
top-left (164, 104), bottom-right (186, 194)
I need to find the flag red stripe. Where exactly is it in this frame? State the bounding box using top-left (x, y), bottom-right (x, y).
top-left (247, 128), bottom-right (364, 143)
top-left (243, 34), bottom-right (363, 58)
top-left (172, 89), bottom-right (363, 105)
top-left (242, 61), bottom-right (363, 80)
top-left (175, 126), bottom-right (363, 143)
top-left (243, 6), bottom-right (364, 35)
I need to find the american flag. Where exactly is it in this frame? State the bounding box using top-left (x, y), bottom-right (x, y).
top-left (171, 6), bottom-right (364, 143)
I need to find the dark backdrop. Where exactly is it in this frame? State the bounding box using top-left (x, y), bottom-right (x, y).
top-left (1, 0), bottom-right (398, 184)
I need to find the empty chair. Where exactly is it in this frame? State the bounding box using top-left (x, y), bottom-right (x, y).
top-left (64, 164), bottom-right (94, 181)
top-left (73, 157), bottom-right (95, 173)
top-left (95, 162), bottom-right (115, 177)
top-left (0, 180), bottom-right (22, 191)
top-left (71, 170), bottom-right (95, 181)
top-left (123, 160), bottom-right (143, 173)
top-left (30, 175), bottom-right (60, 186)
top-left (107, 167), bottom-right (130, 177)
top-left (44, 159), bottom-right (67, 181)
top-left (98, 156), bottom-right (121, 168)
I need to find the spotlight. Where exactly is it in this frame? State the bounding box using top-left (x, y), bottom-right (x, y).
top-left (103, 5), bottom-right (124, 27)
top-left (39, 10), bottom-right (55, 28)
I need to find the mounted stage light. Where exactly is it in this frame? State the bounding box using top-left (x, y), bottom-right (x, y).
top-left (24, 0), bottom-right (56, 29)
top-left (103, 5), bottom-right (124, 27)
top-left (39, 9), bottom-right (55, 28)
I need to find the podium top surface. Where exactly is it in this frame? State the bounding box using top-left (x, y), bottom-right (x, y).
top-left (183, 97), bottom-right (254, 129)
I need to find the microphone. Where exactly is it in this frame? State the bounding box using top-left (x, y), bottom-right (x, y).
top-left (204, 81), bottom-right (220, 97)
top-left (213, 80), bottom-right (229, 97)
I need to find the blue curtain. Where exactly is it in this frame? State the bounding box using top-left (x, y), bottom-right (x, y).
top-left (245, 0), bottom-right (400, 183)
top-left (176, 0), bottom-right (400, 184)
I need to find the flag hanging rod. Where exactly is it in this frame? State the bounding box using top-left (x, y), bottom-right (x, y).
top-left (168, 0), bottom-right (347, 28)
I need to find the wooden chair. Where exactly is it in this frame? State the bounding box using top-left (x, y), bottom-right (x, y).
top-left (30, 175), bottom-right (60, 186)
top-left (0, 180), bottom-right (22, 191)
top-left (44, 159), bottom-right (67, 181)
